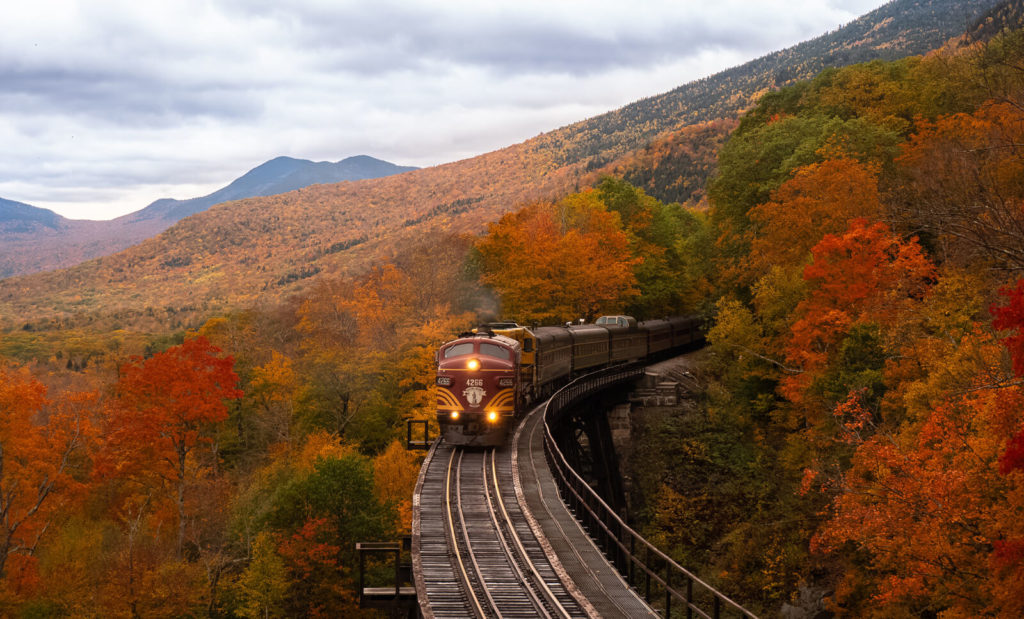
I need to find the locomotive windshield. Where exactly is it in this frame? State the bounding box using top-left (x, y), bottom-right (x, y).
top-left (443, 343), bottom-right (474, 358)
top-left (479, 343), bottom-right (511, 360)
top-left (442, 341), bottom-right (512, 360)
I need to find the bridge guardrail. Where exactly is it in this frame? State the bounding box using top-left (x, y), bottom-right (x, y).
top-left (542, 366), bottom-right (759, 619)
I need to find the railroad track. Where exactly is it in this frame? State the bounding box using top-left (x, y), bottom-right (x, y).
top-left (416, 440), bottom-right (589, 618)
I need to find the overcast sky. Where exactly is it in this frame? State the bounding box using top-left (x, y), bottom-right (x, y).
top-left (1, 0), bottom-right (887, 221)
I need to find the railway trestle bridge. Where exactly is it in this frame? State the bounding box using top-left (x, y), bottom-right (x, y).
top-left (364, 361), bottom-right (758, 618)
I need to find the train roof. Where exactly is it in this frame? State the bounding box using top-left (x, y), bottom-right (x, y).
top-left (480, 321), bottom-right (521, 330)
top-left (447, 331), bottom-right (520, 350)
top-left (594, 315), bottom-right (637, 328)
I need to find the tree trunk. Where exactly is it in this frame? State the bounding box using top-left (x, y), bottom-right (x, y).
top-left (176, 445), bottom-right (188, 560)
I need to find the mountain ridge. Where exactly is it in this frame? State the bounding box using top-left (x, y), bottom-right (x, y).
top-left (0, 155), bottom-right (416, 278)
top-left (0, 0), bottom-right (1004, 330)
top-left (0, 198), bottom-right (63, 232)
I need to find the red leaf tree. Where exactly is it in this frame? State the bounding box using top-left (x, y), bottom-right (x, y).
top-left (782, 218), bottom-right (934, 408)
top-left (100, 336), bottom-right (241, 558)
top-left (992, 278), bottom-right (1024, 474)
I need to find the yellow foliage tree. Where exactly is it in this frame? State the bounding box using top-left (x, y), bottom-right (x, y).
top-left (373, 441), bottom-right (421, 534)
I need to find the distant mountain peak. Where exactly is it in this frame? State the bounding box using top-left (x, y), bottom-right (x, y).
top-left (0, 155), bottom-right (418, 278)
top-left (0, 198), bottom-right (65, 232)
top-left (125, 155), bottom-right (418, 223)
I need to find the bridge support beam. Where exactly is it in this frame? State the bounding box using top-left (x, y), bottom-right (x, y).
top-left (553, 385), bottom-right (632, 520)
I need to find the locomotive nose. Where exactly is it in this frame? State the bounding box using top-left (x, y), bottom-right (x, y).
top-left (436, 335), bottom-right (519, 447)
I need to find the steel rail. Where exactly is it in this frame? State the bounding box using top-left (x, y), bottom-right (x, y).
top-left (480, 450), bottom-right (551, 618)
top-left (446, 448), bottom-right (491, 618)
top-left (486, 448), bottom-right (570, 619)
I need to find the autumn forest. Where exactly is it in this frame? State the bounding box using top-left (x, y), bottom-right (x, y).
top-left (3, 6), bottom-right (1024, 619)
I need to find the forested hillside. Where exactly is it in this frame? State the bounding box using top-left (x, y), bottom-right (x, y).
top-left (0, 0), bottom-right (1000, 331)
top-left (628, 26), bottom-right (1024, 616)
top-left (530, 0), bottom-right (1003, 167)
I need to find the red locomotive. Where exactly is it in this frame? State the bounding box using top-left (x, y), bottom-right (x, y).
top-left (436, 316), bottom-right (702, 446)
top-left (435, 330), bottom-right (522, 447)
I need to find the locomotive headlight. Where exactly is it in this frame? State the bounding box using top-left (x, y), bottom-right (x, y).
top-left (466, 358), bottom-right (480, 371)
top-left (498, 377), bottom-right (514, 387)
top-left (436, 376), bottom-right (452, 386)
top-left (450, 411), bottom-right (460, 420)
top-left (487, 411), bottom-right (499, 422)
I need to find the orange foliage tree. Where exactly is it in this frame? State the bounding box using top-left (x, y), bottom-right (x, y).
top-left (895, 102), bottom-right (1024, 270)
top-left (99, 336), bottom-right (241, 558)
top-left (748, 158), bottom-right (885, 275)
top-left (476, 191), bottom-right (640, 324)
top-left (0, 364), bottom-right (95, 589)
top-left (812, 333), bottom-right (1024, 616)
